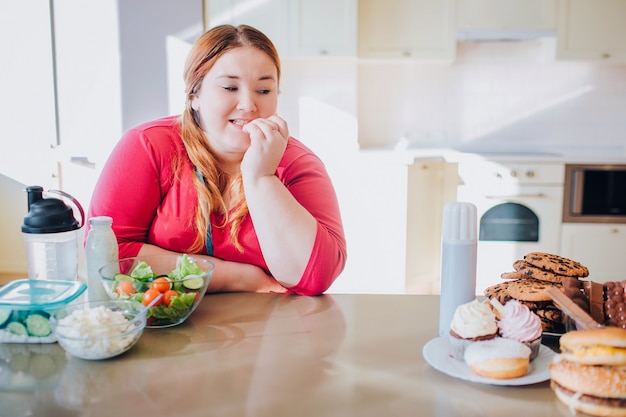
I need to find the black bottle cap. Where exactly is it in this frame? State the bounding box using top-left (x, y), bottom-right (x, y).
top-left (21, 186), bottom-right (81, 234)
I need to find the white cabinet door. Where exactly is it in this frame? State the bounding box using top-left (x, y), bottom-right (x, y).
top-left (205, 0), bottom-right (357, 57)
top-left (556, 0), bottom-right (626, 61)
top-left (561, 224), bottom-right (626, 282)
top-left (0, 0), bottom-right (58, 189)
top-left (206, 0), bottom-right (290, 56)
top-left (289, 0), bottom-right (357, 56)
top-left (456, 0), bottom-right (557, 31)
top-left (359, 0), bottom-right (456, 60)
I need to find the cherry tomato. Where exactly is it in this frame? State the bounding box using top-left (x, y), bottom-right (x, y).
top-left (115, 281), bottom-right (136, 296)
top-left (162, 290), bottom-right (179, 306)
top-left (142, 288), bottom-right (163, 307)
top-left (151, 277), bottom-right (171, 293)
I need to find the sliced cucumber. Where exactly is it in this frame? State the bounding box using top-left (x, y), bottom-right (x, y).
top-left (25, 313), bottom-right (52, 337)
top-left (114, 273), bottom-right (134, 282)
top-left (182, 274), bottom-right (204, 290)
top-left (11, 310), bottom-right (28, 323)
top-left (7, 321), bottom-right (28, 336)
top-left (0, 308), bottom-right (11, 327)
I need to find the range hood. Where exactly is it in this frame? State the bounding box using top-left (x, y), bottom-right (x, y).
top-left (456, 29), bottom-right (556, 42)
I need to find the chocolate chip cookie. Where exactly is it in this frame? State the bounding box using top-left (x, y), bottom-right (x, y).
top-left (507, 278), bottom-right (562, 302)
top-left (483, 282), bottom-right (512, 305)
top-left (523, 252), bottom-right (589, 277)
top-left (510, 260), bottom-right (565, 283)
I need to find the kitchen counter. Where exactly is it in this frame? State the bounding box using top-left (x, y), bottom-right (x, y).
top-left (0, 293), bottom-right (569, 417)
top-left (359, 145), bottom-right (626, 166)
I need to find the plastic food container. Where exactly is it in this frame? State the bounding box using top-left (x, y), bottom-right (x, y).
top-left (0, 279), bottom-right (87, 343)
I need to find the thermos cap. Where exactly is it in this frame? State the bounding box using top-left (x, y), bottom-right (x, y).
top-left (442, 202), bottom-right (477, 242)
top-left (21, 186), bottom-right (82, 234)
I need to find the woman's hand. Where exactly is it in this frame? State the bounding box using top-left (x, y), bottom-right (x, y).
top-left (240, 115), bottom-right (289, 181)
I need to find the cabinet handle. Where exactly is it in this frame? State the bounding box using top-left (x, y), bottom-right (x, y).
top-left (611, 228), bottom-right (619, 234)
top-left (602, 53), bottom-right (611, 59)
top-left (70, 156), bottom-right (96, 168)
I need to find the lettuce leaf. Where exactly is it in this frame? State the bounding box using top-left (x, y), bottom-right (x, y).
top-left (170, 254), bottom-right (202, 280)
top-left (130, 261), bottom-right (154, 281)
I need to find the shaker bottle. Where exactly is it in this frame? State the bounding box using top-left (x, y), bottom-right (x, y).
top-left (438, 202), bottom-right (477, 337)
top-left (21, 186), bottom-right (85, 281)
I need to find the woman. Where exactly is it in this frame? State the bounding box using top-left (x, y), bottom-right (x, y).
top-left (87, 25), bottom-right (346, 295)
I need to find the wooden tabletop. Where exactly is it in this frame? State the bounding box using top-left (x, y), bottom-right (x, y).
top-left (0, 293), bottom-right (569, 417)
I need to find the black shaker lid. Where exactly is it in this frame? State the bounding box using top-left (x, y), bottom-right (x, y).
top-left (21, 186), bottom-right (81, 234)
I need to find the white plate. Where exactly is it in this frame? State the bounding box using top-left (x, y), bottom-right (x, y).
top-left (422, 336), bottom-right (556, 386)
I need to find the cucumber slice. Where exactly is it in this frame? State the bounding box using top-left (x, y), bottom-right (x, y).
top-left (11, 310), bottom-right (28, 323)
top-left (7, 321), bottom-right (28, 336)
top-left (114, 273), bottom-right (134, 282)
top-left (182, 274), bottom-right (204, 290)
top-left (25, 313), bottom-right (52, 337)
top-left (0, 308), bottom-right (11, 327)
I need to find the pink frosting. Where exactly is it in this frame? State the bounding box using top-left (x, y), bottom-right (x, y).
top-left (497, 299), bottom-right (542, 342)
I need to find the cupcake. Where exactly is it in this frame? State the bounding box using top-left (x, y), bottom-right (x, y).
top-left (449, 299), bottom-right (498, 360)
top-left (496, 299), bottom-right (543, 360)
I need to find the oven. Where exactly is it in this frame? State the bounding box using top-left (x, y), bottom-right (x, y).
top-left (456, 160), bottom-right (565, 294)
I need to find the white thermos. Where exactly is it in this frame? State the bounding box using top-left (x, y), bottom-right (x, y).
top-left (438, 202), bottom-right (478, 337)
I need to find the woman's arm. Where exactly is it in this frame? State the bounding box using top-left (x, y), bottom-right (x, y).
top-left (137, 243), bottom-right (287, 293)
top-left (241, 117), bottom-right (346, 291)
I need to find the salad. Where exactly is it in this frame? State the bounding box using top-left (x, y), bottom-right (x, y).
top-left (110, 254), bottom-right (207, 326)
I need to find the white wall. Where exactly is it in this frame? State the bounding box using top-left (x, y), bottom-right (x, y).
top-left (358, 39), bottom-right (626, 155)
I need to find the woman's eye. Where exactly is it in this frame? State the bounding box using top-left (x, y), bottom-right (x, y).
top-left (258, 89), bottom-right (271, 95)
top-left (222, 86), bottom-right (237, 92)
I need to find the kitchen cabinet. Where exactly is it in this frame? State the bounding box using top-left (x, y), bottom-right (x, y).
top-left (205, 0), bottom-right (357, 57)
top-left (205, 0), bottom-right (290, 55)
top-left (326, 154), bottom-right (457, 295)
top-left (405, 159), bottom-right (459, 294)
top-left (289, 0), bottom-right (357, 56)
top-left (456, 0), bottom-right (557, 31)
top-left (0, 0), bottom-right (59, 190)
top-left (561, 224), bottom-right (626, 282)
top-left (556, 0), bottom-right (626, 61)
top-left (358, 0), bottom-right (456, 60)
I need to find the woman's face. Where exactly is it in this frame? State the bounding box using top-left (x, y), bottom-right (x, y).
top-left (191, 46), bottom-right (279, 161)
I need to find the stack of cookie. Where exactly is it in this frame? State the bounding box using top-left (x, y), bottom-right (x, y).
top-left (484, 252), bottom-right (590, 334)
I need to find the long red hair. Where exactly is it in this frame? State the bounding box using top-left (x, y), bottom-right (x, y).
top-left (178, 24), bottom-right (281, 253)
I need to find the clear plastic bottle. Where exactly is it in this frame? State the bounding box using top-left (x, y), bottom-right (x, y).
top-left (85, 216), bottom-right (118, 302)
top-left (22, 186), bottom-right (85, 281)
top-left (438, 202), bottom-right (477, 337)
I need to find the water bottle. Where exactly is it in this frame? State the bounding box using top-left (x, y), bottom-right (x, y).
top-left (438, 202), bottom-right (477, 337)
top-left (85, 216), bottom-right (119, 302)
top-left (22, 186), bottom-right (85, 281)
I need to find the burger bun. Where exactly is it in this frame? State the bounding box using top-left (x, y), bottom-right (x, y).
top-left (560, 327), bottom-right (626, 366)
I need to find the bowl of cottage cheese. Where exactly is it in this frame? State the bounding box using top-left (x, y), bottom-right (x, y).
top-left (50, 300), bottom-right (146, 360)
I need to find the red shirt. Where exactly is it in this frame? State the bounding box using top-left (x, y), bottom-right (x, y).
top-left (87, 116), bottom-right (346, 295)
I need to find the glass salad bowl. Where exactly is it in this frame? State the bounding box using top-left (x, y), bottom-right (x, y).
top-left (99, 255), bottom-right (214, 328)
